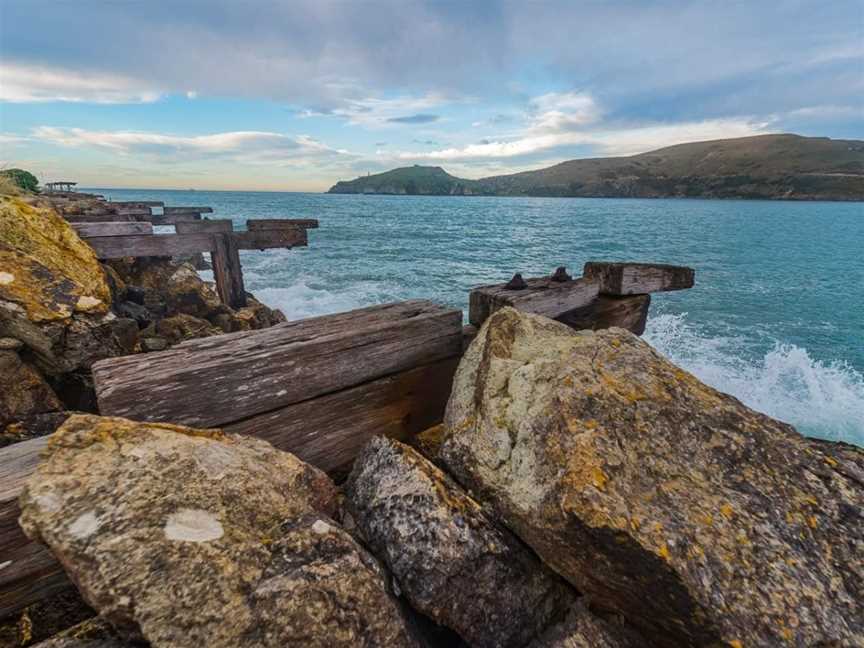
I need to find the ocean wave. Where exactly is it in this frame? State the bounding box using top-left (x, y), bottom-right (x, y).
top-left (644, 313), bottom-right (864, 444)
top-left (252, 277), bottom-right (393, 321)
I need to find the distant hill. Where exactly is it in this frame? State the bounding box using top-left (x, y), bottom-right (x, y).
top-left (327, 134), bottom-right (864, 200)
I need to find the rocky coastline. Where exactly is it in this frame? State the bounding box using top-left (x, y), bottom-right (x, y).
top-left (1, 188), bottom-right (862, 646)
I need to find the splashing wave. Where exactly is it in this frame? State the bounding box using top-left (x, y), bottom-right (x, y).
top-left (644, 313), bottom-right (864, 443)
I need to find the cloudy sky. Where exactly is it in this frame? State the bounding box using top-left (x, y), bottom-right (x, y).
top-left (1, 0), bottom-right (862, 191)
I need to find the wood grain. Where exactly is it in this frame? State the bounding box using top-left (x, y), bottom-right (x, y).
top-left (246, 219), bottom-right (319, 230)
top-left (469, 276), bottom-right (599, 326)
top-left (211, 233), bottom-right (247, 309)
top-left (175, 219), bottom-right (234, 234)
top-left (151, 213), bottom-right (202, 225)
top-left (163, 206), bottom-right (214, 214)
top-left (84, 229), bottom-right (306, 259)
top-left (93, 300), bottom-right (462, 428)
top-left (558, 294), bottom-right (651, 335)
top-left (226, 357), bottom-right (458, 474)
top-left (583, 262), bottom-right (694, 296)
top-left (72, 222), bottom-right (153, 237)
top-left (0, 436), bottom-right (70, 619)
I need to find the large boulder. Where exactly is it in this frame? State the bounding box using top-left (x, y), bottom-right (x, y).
top-left (19, 415), bottom-right (417, 647)
top-left (32, 617), bottom-right (137, 648)
top-left (345, 436), bottom-right (576, 647)
top-left (0, 196), bottom-right (137, 374)
top-left (439, 308), bottom-right (864, 647)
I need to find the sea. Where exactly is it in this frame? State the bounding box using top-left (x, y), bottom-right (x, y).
top-left (87, 189), bottom-right (864, 445)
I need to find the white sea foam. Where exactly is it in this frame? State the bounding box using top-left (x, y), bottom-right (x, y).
top-left (644, 313), bottom-right (864, 444)
top-left (252, 277), bottom-right (393, 321)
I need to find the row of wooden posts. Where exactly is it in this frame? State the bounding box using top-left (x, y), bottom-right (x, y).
top-left (45, 193), bottom-right (318, 309)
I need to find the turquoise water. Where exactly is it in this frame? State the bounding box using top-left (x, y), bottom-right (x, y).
top-left (89, 189), bottom-right (864, 444)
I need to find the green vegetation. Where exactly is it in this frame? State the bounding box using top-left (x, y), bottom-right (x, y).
top-left (328, 135), bottom-right (864, 201)
top-left (0, 168), bottom-right (39, 193)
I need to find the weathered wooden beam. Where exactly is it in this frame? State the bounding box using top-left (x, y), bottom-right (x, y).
top-left (232, 228), bottom-right (307, 250)
top-left (163, 206), bottom-right (213, 214)
top-left (557, 294), bottom-right (652, 335)
top-left (468, 275), bottom-right (599, 327)
top-left (93, 300), bottom-right (463, 429)
top-left (114, 208), bottom-right (152, 218)
top-left (71, 222), bottom-right (153, 238)
top-left (246, 218), bottom-right (319, 230)
top-left (0, 436), bottom-right (70, 619)
top-left (226, 357), bottom-right (458, 474)
top-left (64, 213), bottom-right (138, 224)
top-left (211, 233), bottom-right (246, 309)
top-left (111, 201), bottom-right (164, 207)
top-left (175, 219), bottom-right (234, 234)
top-left (583, 262), bottom-right (695, 296)
top-left (151, 213), bottom-right (202, 225)
top-left (82, 228), bottom-right (306, 259)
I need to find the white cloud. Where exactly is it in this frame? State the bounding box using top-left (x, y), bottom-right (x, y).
top-left (322, 92), bottom-right (455, 128)
top-left (399, 108), bottom-right (773, 161)
top-left (186, 90), bottom-right (198, 99)
top-left (31, 127), bottom-right (349, 165)
top-left (0, 63), bottom-right (161, 103)
top-left (528, 91), bottom-right (602, 133)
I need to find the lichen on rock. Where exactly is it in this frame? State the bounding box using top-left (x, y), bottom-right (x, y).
top-left (345, 436), bottom-right (577, 648)
top-left (439, 307), bottom-right (864, 647)
top-left (18, 414), bottom-right (417, 648)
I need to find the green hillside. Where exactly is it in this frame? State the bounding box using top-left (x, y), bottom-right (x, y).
top-left (328, 134), bottom-right (864, 200)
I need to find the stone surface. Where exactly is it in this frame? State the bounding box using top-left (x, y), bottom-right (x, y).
top-left (345, 436), bottom-right (575, 648)
top-left (440, 307), bottom-right (864, 647)
top-left (0, 411), bottom-right (74, 448)
top-left (0, 350), bottom-right (62, 426)
top-left (18, 414), bottom-right (419, 648)
top-left (154, 314), bottom-right (221, 343)
top-left (0, 196), bottom-right (109, 323)
top-left (31, 617), bottom-right (139, 648)
top-left (0, 587), bottom-right (97, 648)
top-left (530, 600), bottom-right (644, 648)
top-left (247, 512), bottom-right (420, 647)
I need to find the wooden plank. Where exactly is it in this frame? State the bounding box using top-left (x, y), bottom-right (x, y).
top-left (557, 294), bottom-right (651, 335)
top-left (246, 219), bottom-right (319, 230)
top-left (151, 213), bottom-right (202, 225)
top-left (84, 230), bottom-right (306, 258)
top-left (114, 208), bottom-right (152, 218)
top-left (85, 232), bottom-right (218, 258)
top-left (232, 228), bottom-right (307, 250)
top-left (211, 233), bottom-right (247, 309)
top-left (72, 222), bottom-right (153, 238)
top-left (93, 300), bottom-right (463, 428)
top-left (226, 357), bottom-right (458, 474)
top-left (0, 436), bottom-right (71, 619)
top-left (175, 219), bottom-right (233, 234)
top-left (163, 206), bottom-right (213, 214)
top-left (469, 276), bottom-right (599, 327)
top-left (64, 213), bottom-right (138, 224)
top-left (111, 201), bottom-right (164, 207)
top-left (583, 262), bottom-right (695, 296)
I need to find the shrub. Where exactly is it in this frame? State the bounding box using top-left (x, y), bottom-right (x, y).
top-left (0, 168), bottom-right (39, 193)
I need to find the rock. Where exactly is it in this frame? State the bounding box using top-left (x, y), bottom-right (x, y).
top-left (1, 411), bottom-right (74, 447)
top-left (140, 336), bottom-right (168, 352)
top-left (0, 196), bottom-right (110, 323)
top-left (0, 587), bottom-right (97, 647)
top-left (123, 285), bottom-right (145, 306)
top-left (248, 512), bottom-right (420, 647)
top-left (345, 436), bottom-right (576, 647)
top-left (154, 314), bottom-right (221, 343)
top-left (0, 350), bottom-right (62, 426)
top-left (529, 601), bottom-right (643, 648)
top-left (0, 197), bottom-right (137, 375)
top-left (19, 414), bottom-right (416, 647)
top-left (112, 301), bottom-right (152, 328)
top-left (100, 264), bottom-right (127, 304)
top-left (440, 308), bottom-right (864, 647)
top-left (31, 617), bottom-right (138, 648)
top-left (0, 336), bottom-right (23, 350)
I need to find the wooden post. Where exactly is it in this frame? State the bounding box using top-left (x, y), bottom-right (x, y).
top-left (211, 232), bottom-right (246, 309)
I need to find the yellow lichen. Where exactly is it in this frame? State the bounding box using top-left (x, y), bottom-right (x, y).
top-left (729, 640), bottom-right (744, 648)
top-left (658, 543), bottom-right (670, 560)
top-left (720, 503), bottom-right (734, 519)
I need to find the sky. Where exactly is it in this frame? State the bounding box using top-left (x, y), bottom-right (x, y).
top-left (1, 0), bottom-right (862, 191)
